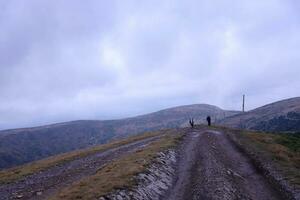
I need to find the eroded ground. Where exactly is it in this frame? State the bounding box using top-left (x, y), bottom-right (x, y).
top-left (164, 129), bottom-right (284, 200)
top-left (0, 135), bottom-right (162, 200)
top-left (0, 128), bottom-right (290, 200)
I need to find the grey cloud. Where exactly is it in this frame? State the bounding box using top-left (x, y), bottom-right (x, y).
top-left (0, 0), bottom-right (299, 129)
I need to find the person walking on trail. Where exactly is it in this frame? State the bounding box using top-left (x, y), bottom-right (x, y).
top-left (206, 116), bottom-right (211, 126)
top-left (189, 118), bottom-right (194, 128)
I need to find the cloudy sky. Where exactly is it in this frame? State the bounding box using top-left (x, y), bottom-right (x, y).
top-left (0, 0), bottom-right (299, 129)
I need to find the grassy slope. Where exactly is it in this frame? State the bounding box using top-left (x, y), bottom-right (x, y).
top-left (49, 132), bottom-right (183, 200)
top-left (220, 97), bottom-right (300, 132)
top-left (219, 126), bottom-right (300, 192)
top-left (0, 130), bottom-right (167, 184)
top-left (0, 104), bottom-right (237, 169)
top-left (238, 131), bottom-right (300, 185)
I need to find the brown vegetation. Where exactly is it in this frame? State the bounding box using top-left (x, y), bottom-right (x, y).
top-left (49, 133), bottom-right (183, 200)
top-left (219, 126), bottom-right (300, 199)
top-left (0, 130), bottom-right (165, 184)
top-left (238, 131), bottom-right (300, 185)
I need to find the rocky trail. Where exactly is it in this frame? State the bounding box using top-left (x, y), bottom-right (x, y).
top-left (163, 129), bottom-right (285, 200)
top-left (0, 128), bottom-right (289, 200)
top-left (0, 135), bottom-right (162, 200)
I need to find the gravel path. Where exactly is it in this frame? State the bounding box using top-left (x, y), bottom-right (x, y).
top-left (0, 129), bottom-right (287, 200)
top-left (164, 129), bottom-right (284, 200)
top-left (0, 135), bottom-right (162, 200)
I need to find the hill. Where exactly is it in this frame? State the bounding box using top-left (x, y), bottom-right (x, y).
top-left (220, 97), bottom-right (300, 132)
top-left (1, 126), bottom-right (297, 200)
top-left (0, 104), bottom-right (237, 169)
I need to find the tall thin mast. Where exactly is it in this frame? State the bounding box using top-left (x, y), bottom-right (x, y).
top-left (242, 94), bottom-right (245, 112)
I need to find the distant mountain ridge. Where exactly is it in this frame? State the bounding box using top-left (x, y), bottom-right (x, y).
top-left (2, 97), bottom-right (299, 170)
top-left (0, 104), bottom-right (237, 169)
top-left (220, 97), bottom-right (300, 132)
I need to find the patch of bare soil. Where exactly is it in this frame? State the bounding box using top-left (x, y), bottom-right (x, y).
top-left (164, 129), bottom-right (285, 200)
top-left (0, 136), bottom-right (161, 200)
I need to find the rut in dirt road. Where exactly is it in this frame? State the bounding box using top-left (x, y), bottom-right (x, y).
top-left (164, 129), bottom-right (284, 200)
top-left (0, 135), bottom-right (162, 200)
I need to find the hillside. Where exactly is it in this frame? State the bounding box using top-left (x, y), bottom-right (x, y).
top-left (0, 104), bottom-right (237, 169)
top-left (0, 126), bottom-right (297, 200)
top-left (220, 97), bottom-right (300, 132)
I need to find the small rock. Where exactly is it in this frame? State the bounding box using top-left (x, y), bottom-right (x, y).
top-left (16, 194), bottom-right (23, 199)
top-left (36, 191), bottom-right (43, 196)
top-left (116, 194), bottom-right (123, 200)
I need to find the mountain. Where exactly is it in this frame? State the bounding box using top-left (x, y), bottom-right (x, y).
top-left (0, 104), bottom-right (237, 169)
top-left (220, 97), bottom-right (300, 132)
top-left (1, 126), bottom-right (297, 199)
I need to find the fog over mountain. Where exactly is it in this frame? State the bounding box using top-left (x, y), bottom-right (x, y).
top-left (1, 0), bottom-right (300, 129)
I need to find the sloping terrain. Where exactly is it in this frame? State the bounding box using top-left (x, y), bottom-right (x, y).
top-left (163, 129), bottom-right (284, 200)
top-left (1, 127), bottom-right (297, 200)
top-left (0, 104), bottom-right (237, 169)
top-left (220, 97), bottom-right (300, 132)
top-left (225, 128), bottom-right (300, 199)
top-left (88, 127), bottom-right (300, 200)
top-left (97, 127), bottom-right (299, 200)
top-left (2, 96), bottom-right (299, 171)
top-left (0, 130), bottom-right (181, 200)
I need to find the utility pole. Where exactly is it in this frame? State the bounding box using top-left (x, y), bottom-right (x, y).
top-left (242, 94), bottom-right (245, 112)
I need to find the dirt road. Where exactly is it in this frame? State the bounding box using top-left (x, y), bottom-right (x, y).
top-left (0, 135), bottom-right (162, 200)
top-left (0, 129), bottom-right (287, 200)
top-left (164, 129), bottom-right (284, 200)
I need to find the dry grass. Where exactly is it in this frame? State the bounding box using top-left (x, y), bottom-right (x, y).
top-left (242, 132), bottom-right (299, 163)
top-left (0, 130), bottom-right (166, 184)
top-left (219, 126), bottom-right (300, 186)
top-left (49, 133), bottom-right (182, 200)
top-left (240, 131), bottom-right (300, 185)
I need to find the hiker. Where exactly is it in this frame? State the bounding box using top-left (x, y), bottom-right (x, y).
top-left (189, 118), bottom-right (194, 128)
top-left (206, 116), bottom-right (211, 126)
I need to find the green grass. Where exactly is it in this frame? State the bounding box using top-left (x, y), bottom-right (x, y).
top-left (0, 130), bottom-right (167, 184)
top-left (275, 134), bottom-right (300, 152)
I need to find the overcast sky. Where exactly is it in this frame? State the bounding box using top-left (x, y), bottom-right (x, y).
top-left (0, 0), bottom-right (299, 130)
